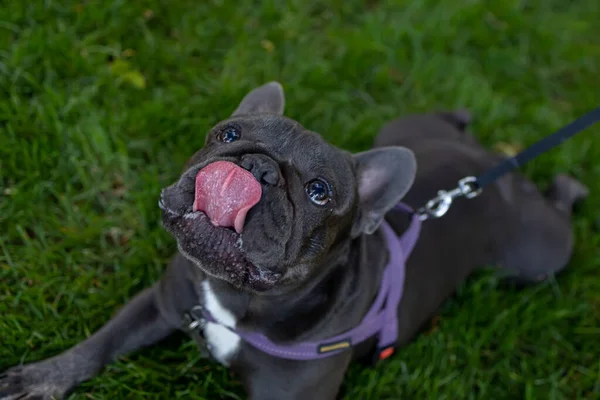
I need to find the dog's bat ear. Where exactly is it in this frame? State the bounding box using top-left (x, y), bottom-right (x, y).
top-left (232, 81), bottom-right (285, 116)
top-left (351, 146), bottom-right (417, 237)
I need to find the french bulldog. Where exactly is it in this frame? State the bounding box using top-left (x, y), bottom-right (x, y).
top-left (0, 82), bottom-right (588, 400)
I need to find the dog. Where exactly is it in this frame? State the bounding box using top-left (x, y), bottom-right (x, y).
top-left (0, 82), bottom-right (588, 400)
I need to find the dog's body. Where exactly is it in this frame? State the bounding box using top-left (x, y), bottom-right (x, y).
top-left (1, 83), bottom-right (587, 400)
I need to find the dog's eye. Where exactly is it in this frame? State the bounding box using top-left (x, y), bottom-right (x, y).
top-left (305, 179), bottom-right (331, 206)
top-left (217, 126), bottom-right (241, 143)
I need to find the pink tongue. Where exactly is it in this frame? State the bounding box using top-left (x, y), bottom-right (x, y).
top-left (193, 161), bottom-right (262, 233)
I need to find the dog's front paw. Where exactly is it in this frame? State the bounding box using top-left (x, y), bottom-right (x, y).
top-left (0, 363), bottom-right (69, 400)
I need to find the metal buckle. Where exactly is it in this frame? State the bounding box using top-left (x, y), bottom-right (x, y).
top-left (417, 176), bottom-right (482, 221)
top-left (188, 305), bottom-right (207, 328)
top-left (183, 305), bottom-right (213, 357)
top-left (183, 309), bottom-right (207, 332)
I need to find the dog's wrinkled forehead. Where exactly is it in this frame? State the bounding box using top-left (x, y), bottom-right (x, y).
top-left (216, 113), bottom-right (355, 203)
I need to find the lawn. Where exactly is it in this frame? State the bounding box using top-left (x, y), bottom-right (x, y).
top-left (1, 0), bottom-right (599, 399)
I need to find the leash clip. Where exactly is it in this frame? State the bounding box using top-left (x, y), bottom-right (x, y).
top-left (417, 176), bottom-right (481, 221)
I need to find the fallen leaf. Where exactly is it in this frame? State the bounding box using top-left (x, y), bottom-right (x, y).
top-left (105, 227), bottom-right (133, 246)
top-left (261, 39), bottom-right (275, 53)
top-left (123, 70), bottom-right (146, 89)
top-left (493, 141), bottom-right (522, 157)
top-left (109, 59), bottom-right (146, 89)
top-left (109, 59), bottom-right (130, 75)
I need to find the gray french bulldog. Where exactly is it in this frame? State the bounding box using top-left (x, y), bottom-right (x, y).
top-left (0, 82), bottom-right (588, 400)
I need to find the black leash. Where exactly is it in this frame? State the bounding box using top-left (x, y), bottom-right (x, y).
top-left (417, 106), bottom-right (600, 221)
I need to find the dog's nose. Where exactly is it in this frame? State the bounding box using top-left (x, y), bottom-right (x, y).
top-left (240, 154), bottom-right (282, 186)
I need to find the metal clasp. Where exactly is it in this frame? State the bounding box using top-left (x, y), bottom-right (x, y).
top-left (416, 176), bottom-right (482, 221)
top-left (183, 305), bottom-right (214, 357)
top-left (183, 305), bottom-right (208, 332)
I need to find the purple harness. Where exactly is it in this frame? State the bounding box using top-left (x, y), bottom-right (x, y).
top-left (185, 203), bottom-right (421, 361)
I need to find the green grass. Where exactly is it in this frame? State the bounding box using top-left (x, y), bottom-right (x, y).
top-left (1, 0), bottom-right (599, 398)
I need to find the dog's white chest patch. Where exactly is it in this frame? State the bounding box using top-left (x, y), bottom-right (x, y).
top-left (202, 280), bottom-right (241, 366)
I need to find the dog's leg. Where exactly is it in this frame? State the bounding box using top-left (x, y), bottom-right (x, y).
top-left (0, 284), bottom-right (175, 400)
top-left (497, 174), bottom-right (588, 284)
top-left (545, 173), bottom-right (589, 215)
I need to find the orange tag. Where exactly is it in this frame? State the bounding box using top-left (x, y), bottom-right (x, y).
top-left (379, 347), bottom-right (395, 360)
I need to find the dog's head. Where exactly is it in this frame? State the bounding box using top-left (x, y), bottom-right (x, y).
top-left (159, 82), bottom-right (416, 293)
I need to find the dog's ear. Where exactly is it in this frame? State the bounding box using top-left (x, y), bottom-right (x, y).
top-left (351, 147), bottom-right (416, 237)
top-left (232, 81), bottom-right (285, 116)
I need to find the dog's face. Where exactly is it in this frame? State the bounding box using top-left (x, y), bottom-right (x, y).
top-left (160, 82), bottom-right (416, 293)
